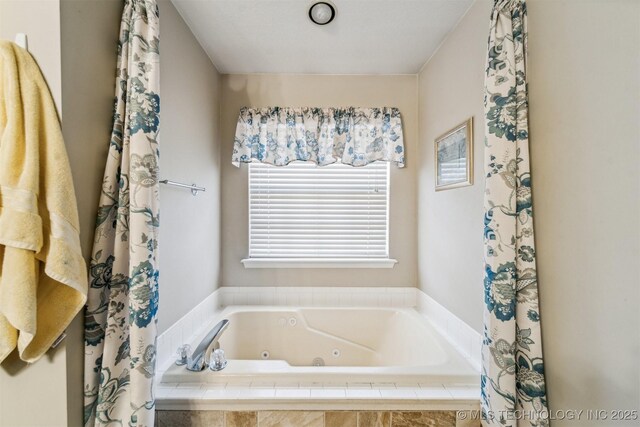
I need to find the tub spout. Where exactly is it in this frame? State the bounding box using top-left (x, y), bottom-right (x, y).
top-left (184, 319), bottom-right (229, 371)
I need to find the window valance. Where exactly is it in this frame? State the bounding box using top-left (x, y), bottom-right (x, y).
top-left (232, 107), bottom-right (405, 167)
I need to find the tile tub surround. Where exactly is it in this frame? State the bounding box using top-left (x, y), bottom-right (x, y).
top-left (157, 290), bottom-right (224, 374)
top-left (227, 411), bottom-right (258, 427)
top-left (155, 287), bottom-right (482, 413)
top-left (325, 411), bottom-right (357, 427)
top-left (155, 410), bottom-right (480, 427)
top-left (414, 292), bottom-right (482, 372)
top-left (156, 287), bottom-right (481, 377)
top-left (357, 411), bottom-right (391, 427)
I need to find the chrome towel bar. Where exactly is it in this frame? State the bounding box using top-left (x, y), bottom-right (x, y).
top-left (160, 179), bottom-right (205, 196)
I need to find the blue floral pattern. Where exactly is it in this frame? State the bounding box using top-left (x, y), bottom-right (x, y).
top-left (232, 107), bottom-right (405, 167)
top-left (83, 0), bottom-right (160, 426)
top-left (482, 1), bottom-right (549, 426)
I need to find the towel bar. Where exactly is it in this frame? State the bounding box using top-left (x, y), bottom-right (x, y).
top-left (159, 179), bottom-right (205, 196)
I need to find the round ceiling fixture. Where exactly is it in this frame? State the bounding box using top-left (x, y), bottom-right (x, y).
top-left (309, 2), bottom-right (336, 26)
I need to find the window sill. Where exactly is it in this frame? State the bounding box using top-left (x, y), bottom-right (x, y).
top-left (241, 258), bottom-right (398, 269)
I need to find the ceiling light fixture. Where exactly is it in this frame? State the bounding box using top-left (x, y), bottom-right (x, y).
top-left (309, 1), bottom-right (336, 26)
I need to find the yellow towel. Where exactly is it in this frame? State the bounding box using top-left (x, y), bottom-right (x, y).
top-left (0, 41), bottom-right (87, 364)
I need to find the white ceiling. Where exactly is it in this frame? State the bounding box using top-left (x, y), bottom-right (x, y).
top-left (171, 0), bottom-right (474, 74)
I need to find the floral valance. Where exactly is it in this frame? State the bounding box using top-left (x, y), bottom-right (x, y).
top-left (232, 107), bottom-right (405, 167)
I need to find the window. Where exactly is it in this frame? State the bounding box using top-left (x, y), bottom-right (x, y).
top-left (242, 161), bottom-right (396, 268)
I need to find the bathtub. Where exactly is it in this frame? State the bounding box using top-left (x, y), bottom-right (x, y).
top-left (161, 306), bottom-right (478, 386)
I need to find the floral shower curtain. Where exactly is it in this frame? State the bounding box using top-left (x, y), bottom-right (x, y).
top-left (482, 0), bottom-right (548, 426)
top-left (83, 0), bottom-right (160, 425)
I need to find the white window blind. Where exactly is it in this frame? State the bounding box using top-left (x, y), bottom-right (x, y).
top-left (248, 161), bottom-right (390, 260)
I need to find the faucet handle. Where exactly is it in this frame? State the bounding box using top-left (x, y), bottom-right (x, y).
top-left (175, 344), bottom-right (191, 366)
top-left (209, 348), bottom-right (227, 371)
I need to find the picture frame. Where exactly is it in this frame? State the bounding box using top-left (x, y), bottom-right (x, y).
top-left (434, 117), bottom-right (473, 191)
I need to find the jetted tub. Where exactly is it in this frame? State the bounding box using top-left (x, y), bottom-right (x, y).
top-left (161, 307), bottom-right (478, 385)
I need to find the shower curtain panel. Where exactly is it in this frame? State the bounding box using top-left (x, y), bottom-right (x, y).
top-left (482, 1), bottom-right (548, 426)
top-left (83, 0), bottom-right (160, 425)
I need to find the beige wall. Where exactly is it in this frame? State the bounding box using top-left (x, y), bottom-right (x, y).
top-left (417, 0), bottom-right (640, 423)
top-left (417, 0), bottom-right (490, 332)
top-left (158, 0), bottom-right (222, 333)
top-left (528, 0), bottom-right (639, 419)
top-left (0, 2), bottom-right (69, 426)
top-left (220, 74), bottom-right (418, 287)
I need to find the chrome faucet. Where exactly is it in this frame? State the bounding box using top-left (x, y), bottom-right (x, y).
top-left (176, 319), bottom-right (229, 371)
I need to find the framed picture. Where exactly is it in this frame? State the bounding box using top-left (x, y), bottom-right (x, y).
top-left (435, 117), bottom-right (473, 191)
